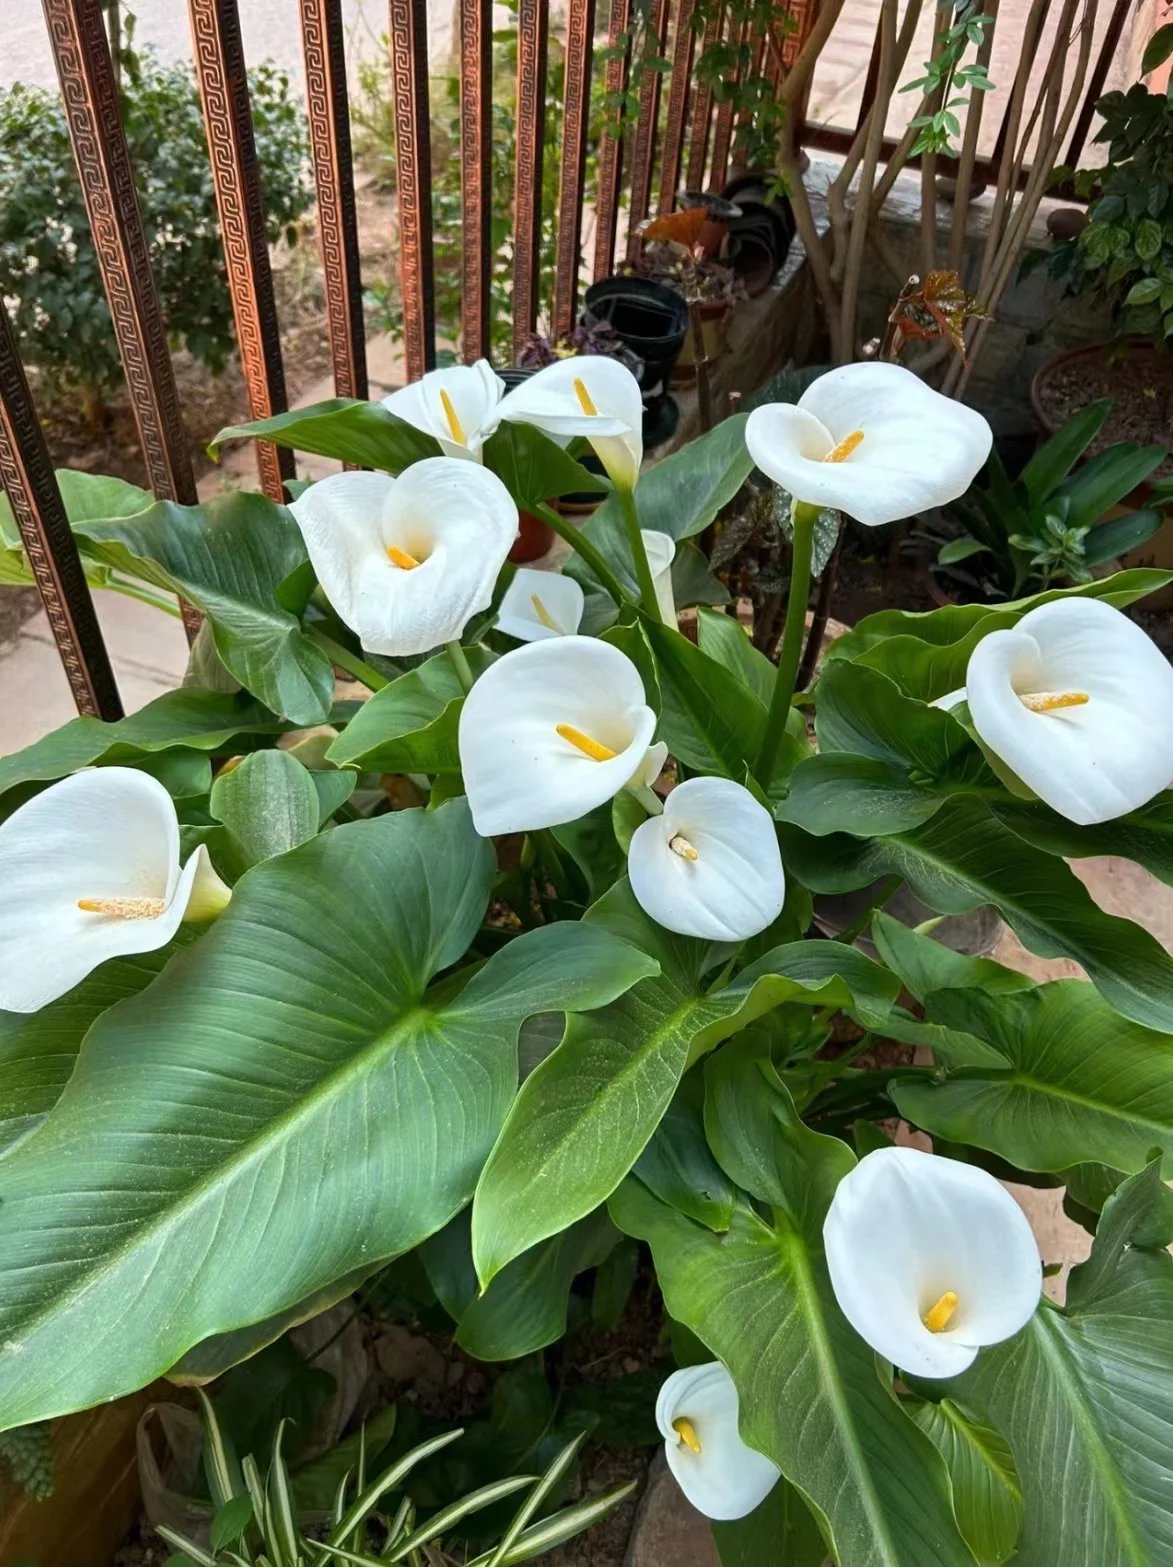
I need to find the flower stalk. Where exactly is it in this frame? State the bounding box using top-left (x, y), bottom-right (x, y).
top-left (756, 499), bottom-right (819, 788)
top-left (532, 502), bottom-right (628, 605)
top-left (307, 625), bottom-right (388, 691)
top-left (617, 486), bottom-right (661, 616)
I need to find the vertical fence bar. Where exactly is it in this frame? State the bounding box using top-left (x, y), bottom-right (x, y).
top-left (685, 0), bottom-right (720, 190)
top-left (299, 0), bottom-right (369, 402)
top-left (708, 12), bottom-right (744, 190)
top-left (593, 0), bottom-right (631, 281)
top-left (1063, 0), bottom-right (1132, 167)
top-left (657, 0), bottom-right (697, 210)
top-left (0, 311), bottom-right (122, 720)
top-left (553, 0), bottom-right (597, 336)
top-left (188, 0), bottom-right (295, 501)
top-left (512, 0), bottom-right (549, 356)
top-left (459, 0), bottom-right (492, 361)
top-left (625, 0), bottom-right (671, 260)
top-left (387, 0), bottom-right (436, 379)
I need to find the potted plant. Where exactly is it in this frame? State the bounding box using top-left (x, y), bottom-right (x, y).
top-left (634, 241), bottom-right (747, 386)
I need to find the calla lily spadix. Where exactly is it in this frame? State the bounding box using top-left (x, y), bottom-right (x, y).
top-left (289, 458), bottom-right (518, 658)
top-left (823, 1146), bottom-right (1041, 1378)
top-left (937, 596), bottom-right (1173, 826)
top-left (458, 636), bottom-right (658, 835)
top-left (496, 355), bottom-right (644, 493)
top-left (496, 567), bottom-right (584, 642)
top-left (656, 1362), bottom-right (780, 1520)
top-left (744, 362), bottom-right (992, 526)
top-left (642, 529), bottom-right (677, 625)
top-left (381, 359), bottom-right (504, 461)
top-left (628, 777), bottom-right (785, 941)
top-left (0, 767), bottom-right (231, 1014)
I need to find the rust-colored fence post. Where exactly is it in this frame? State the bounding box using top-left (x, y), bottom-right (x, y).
top-left (299, 0), bottom-right (369, 401)
top-left (459, 0), bottom-right (493, 362)
top-left (388, 0), bottom-right (436, 379)
top-left (685, 0), bottom-right (721, 190)
top-left (658, 0), bottom-right (697, 211)
top-left (188, 0), bottom-right (296, 500)
top-left (0, 310), bottom-right (122, 721)
top-left (626, 0), bottom-right (672, 260)
top-left (593, 0), bottom-right (632, 282)
top-left (553, 0), bottom-right (598, 336)
top-left (512, 0), bottom-right (550, 356)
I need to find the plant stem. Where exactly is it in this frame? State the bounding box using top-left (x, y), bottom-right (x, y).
top-left (109, 577), bottom-right (182, 618)
top-left (307, 625), bottom-right (388, 691)
top-left (631, 783), bottom-right (664, 817)
top-left (834, 875), bottom-right (903, 946)
top-left (532, 502), bottom-right (628, 605)
top-left (616, 485), bottom-right (660, 615)
top-left (756, 501), bottom-right (818, 788)
top-left (447, 640), bottom-right (475, 694)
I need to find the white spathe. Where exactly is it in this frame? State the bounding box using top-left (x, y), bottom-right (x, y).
top-left (956, 596), bottom-right (1173, 826)
top-left (382, 359), bottom-right (504, 461)
top-left (496, 355), bottom-right (644, 491)
top-left (656, 1362), bottom-right (780, 1521)
top-left (823, 1146), bottom-right (1042, 1378)
top-left (0, 767), bottom-right (230, 1014)
top-left (628, 777), bottom-right (785, 941)
top-left (289, 458), bottom-right (518, 657)
top-left (496, 567), bottom-right (584, 642)
top-left (458, 635), bottom-right (657, 835)
top-left (643, 529), bottom-right (677, 626)
top-left (744, 362), bottom-right (992, 526)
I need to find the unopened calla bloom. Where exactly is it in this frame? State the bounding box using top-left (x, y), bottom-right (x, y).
top-left (0, 767), bottom-right (231, 1014)
top-left (656, 1362), bottom-right (780, 1520)
top-left (628, 777), bottom-right (784, 941)
top-left (496, 567), bottom-right (584, 642)
top-left (745, 362), bottom-right (992, 526)
top-left (289, 458), bottom-right (518, 657)
top-left (497, 355), bottom-right (644, 492)
top-left (642, 529), bottom-right (677, 626)
top-left (458, 636), bottom-right (657, 835)
top-left (823, 1146), bottom-right (1041, 1378)
top-left (939, 596), bottom-right (1173, 826)
top-left (382, 360), bottom-right (504, 461)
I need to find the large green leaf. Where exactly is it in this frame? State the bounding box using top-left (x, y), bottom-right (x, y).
top-left (80, 493), bottom-right (334, 724)
top-left (209, 750), bottom-right (323, 868)
top-left (780, 798), bottom-right (1173, 1034)
top-left (0, 470), bottom-right (152, 587)
top-left (712, 1479), bottom-right (826, 1567)
top-left (0, 802), bottom-right (656, 1429)
top-left (892, 981), bottom-right (1173, 1176)
top-left (695, 607), bottom-right (775, 705)
top-left (992, 795), bottom-right (1173, 889)
top-left (327, 648), bottom-right (493, 774)
top-left (642, 618), bottom-right (767, 777)
top-left (633, 1067), bottom-right (736, 1232)
top-left (907, 1399), bottom-right (1022, 1565)
top-left (481, 422), bottom-right (609, 511)
top-left (949, 1162), bottom-right (1173, 1565)
top-left (471, 881), bottom-right (899, 1285)
top-left (610, 1041), bottom-right (976, 1567)
top-left (208, 400), bottom-right (441, 470)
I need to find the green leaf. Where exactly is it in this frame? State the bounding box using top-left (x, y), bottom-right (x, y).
top-left (907, 1399), bottom-right (1022, 1565)
top-left (80, 493), bottom-right (334, 724)
top-left (210, 1495), bottom-right (254, 1552)
top-left (950, 1161), bottom-right (1173, 1565)
top-left (209, 750), bottom-right (322, 868)
top-left (641, 618), bottom-right (777, 781)
top-left (1124, 277), bottom-right (1164, 307)
top-left (696, 606), bottom-right (775, 705)
top-left (634, 1068), bottom-right (736, 1231)
top-left (1142, 21), bottom-right (1173, 72)
top-left (992, 794), bottom-right (1173, 889)
top-left (586, 413), bottom-right (753, 545)
top-left (671, 539), bottom-right (730, 607)
top-left (1135, 217), bottom-right (1163, 262)
top-left (938, 536), bottom-right (990, 565)
top-left (481, 421), bottom-right (609, 511)
top-left (1059, 443), bottom-right (1167, 531)
top-left (327, 647), bottom-right (493, 773)
top-left (780, 753), bottom-right (956, 835)
top-left (1018, 398), bottom-right (1112, 506)
top-left (208, 399), bottom-right (441, 470)
top-left (471, 881), bottom-right (899, 1285)
top-left (611, 1049), bottom-right (975, 1567)
top-left (892, 981), bottom-right (1173, 1176)
top-left (870, 913), bottom-right (1033, 1003)
top-left (780, 798), bottom-right (1173, 1034)
top-left (1082, 507), bottom-right (1164, 565)
top-left (0, 469), bottom-right (152, 586)
top-left (712, 1479), bottom-right (826, 1567)
top-left (0, 803), bottom-right (654, 1429)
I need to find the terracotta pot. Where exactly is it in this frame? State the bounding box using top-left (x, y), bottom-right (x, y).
top-left (511, 509), bottom-right (555, 562)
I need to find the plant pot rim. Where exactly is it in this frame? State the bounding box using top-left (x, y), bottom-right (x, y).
top-left (1029, 337), bottom-right (1170, 437)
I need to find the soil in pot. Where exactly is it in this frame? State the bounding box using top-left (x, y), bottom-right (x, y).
top-left (1032, 341), bottom-right (1173, 487)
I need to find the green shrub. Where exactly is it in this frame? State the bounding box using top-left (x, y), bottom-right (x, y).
top-left (0, 50), bottom-right (313, 421)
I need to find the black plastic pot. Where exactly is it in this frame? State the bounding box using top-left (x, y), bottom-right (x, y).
top-left (582, 277), bottom-right (689, 397)
top-left (719, 172), bottom-right (797, 296)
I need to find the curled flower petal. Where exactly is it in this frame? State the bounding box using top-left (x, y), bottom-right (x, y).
top-left (496, 568), bottom-right (584, 642)
top-left (823, 1146), bottom-right (1041, 1379)
top-left (655, 1362), bottom-right (780, 1520)
top-left (459, 636), bottom-right (657, 835)
top-left (628, 776), bottom-right (784, 941)
top-left (382, 360), bottom-right (504, 460)
top-left (745, 362), bottom-right (992, 526)
top-left (496, 356), bottom-right (643, 491)
top-left (0, 768), bottom-right (229, 1014)
top-left (642, 529), bottom-right (677, 625)
top-left (289, 458), bottom-right (518, 657)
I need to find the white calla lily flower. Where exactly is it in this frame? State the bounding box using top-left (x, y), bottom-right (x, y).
top-left (496, 355), bottom-right (644, 491)
top-left (823, 1146), bottom-right (1041, 1379)
top-left (289, 458), bottom-right (518, 657)
top-left (458, 636), bottom-right (657, 835)
top-left (382, 359), bottom-right (504, 461)
top-left (939, 596), bottom-right (1173, 826)
top-left (0, 767), bottom-right (231, 1014)
top-left (656, 1362), bottom-right (780, 1520)
top-left (628, 777), bottom-right (785, 941)
top-left (496, 567), bottom-right (584, 642)
top-left (642, 529), bottom-right (677, 625)
top-left (745, 362), bottom-right (992, 526)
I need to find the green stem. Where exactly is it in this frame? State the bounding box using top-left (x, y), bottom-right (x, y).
top-left (532, 501), bottom-right (628, 606)
top-left (631, 783), bottom-right (664, 817)
top-left (756, 500), bottom-right (818, 788)
top-left (307, 625), bottom-right (388, 691)
top-left (616, 484), bottom-right (659, 615)
top-left (108, 577), bottom-right (183, 618)
top-left (834, 875), bottom-right (903, 946)
top-left (447, 640), bottom-right (475, 694)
